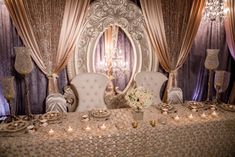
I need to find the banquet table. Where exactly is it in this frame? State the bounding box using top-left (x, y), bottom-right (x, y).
top-left (0, 105), bottom-right (235, 157)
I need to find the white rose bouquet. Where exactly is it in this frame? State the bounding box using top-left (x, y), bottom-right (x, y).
top-left (125, 87), bottom-right (153, 111)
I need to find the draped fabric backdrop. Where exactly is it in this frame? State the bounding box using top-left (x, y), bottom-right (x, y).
top-left (1, 0), bottom-right (235, 117)
top-left (0, 2), bottom-right (13, 116)
top-left (225, 0), bottom-right (235, 60)
top-left (224, 0), bottom-right (235, 104)
top-left (0, 1), bottom-right (68, 116)
top-left (178, 19), bottom-right (234, 102)
top-left (140, 0), bottom-right (205, 92)
top-left (103, 26), bottom-right (119, 77)
top-left (4, 0), bottom-right (90, 94)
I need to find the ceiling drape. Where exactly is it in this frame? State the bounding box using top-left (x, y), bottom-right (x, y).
top-left (140, 0), bottom-right (205, 91)
top-left (4, 0), bottom-right (90, 95)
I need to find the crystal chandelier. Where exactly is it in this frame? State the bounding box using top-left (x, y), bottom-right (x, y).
top-left (204, 0), bottom-right (225, 21)
top-left (99, 48), bottom-right (128, 79)
top-left (98, 25), bottom-right (128, 80)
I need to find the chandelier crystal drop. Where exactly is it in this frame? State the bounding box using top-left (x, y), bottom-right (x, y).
top-left (204, 0), bottom-right (225, 21)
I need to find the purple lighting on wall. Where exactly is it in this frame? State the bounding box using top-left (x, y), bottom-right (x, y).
top-left (0, 85), bottom-right (9, 118)
top-left (192, 67), bottom-right (207, 101)
top-left (192, 82), bottom-right (201, 101)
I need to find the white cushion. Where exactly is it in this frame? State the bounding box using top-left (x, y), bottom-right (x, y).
top-left (167, 87), bottom-right (183, 104)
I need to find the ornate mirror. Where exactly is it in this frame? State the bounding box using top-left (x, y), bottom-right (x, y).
top-left (67, 0), bottom-right (158, 93)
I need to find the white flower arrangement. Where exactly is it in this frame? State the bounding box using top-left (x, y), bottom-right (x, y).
top-left (125, 87), bottom-right (153, 111)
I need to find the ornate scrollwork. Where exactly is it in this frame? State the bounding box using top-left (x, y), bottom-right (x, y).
top-left (66, 0), bottom-right (158, 110)
top-left (63, 86), bottom-right (78, 112)
top-left (67, 0), bottom-right (158, 80)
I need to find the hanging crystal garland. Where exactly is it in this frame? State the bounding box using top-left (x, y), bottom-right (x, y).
top-left (204, 0), bottom-right (225, 21)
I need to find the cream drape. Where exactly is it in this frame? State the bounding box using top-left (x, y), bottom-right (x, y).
top-left (104, 25), bottom-right (119, 78)
top-left (5, 0), bottom-right (90, 94)
top-left (104, 26), bottom-right (113, 77)
top-left (224, 0), bottom-right (235, 104)
top-left (225, 0), bottom-right (235, 60)
top-left (4, 0), bottom-right (46, 73)
top-left (140, 0), bottom-right (205, 90)
top-left (55, 0), bottom-right (90, 72)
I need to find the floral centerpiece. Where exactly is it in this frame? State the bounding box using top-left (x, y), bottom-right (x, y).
top-left (125, 87), bottom-right (153, 112)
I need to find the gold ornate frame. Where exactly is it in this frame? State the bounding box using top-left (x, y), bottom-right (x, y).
top-left (67, 0), bottom-right (158, 93)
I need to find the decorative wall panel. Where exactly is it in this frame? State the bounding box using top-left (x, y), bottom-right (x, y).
top-left (67, 0), bottom-right (158, 91)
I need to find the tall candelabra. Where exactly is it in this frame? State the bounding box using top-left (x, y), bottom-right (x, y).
top-left (14, 47), bottom-right (34, 120)
top-left (99, 49), bottom-right (128, 77)
top-left (99, 48), bottom-right (128, 94)
top-left (204, 49), bottom-right (219, 103)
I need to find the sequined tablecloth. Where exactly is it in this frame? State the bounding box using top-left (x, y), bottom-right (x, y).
top-left (0, 105), bottom-right (235, 157)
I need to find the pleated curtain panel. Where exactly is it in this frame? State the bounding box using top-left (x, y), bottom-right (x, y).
top-left (224, 0), bottom-right (235, 104)
top-left (225, 0), bottom-right (235, 60)
top-left (104, 25), bottom-right (119, 78)
top-left (140, 0), bottom-right (205, 91)
top-left (4, 0), bottom-right (90, 95)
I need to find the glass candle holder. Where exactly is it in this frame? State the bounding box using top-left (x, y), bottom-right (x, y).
top-left (214, 71), bottom-right (230, 92)
top-left (14, 47), bottom-right (33, 75)
top-left (204, 49), bottom-right (220, 102)
top-left (0, 77), bottom-right (15, 100)
top-left (204, 49), bottom-right (219, 70)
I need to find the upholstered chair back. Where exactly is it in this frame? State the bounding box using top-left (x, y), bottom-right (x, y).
top-left (71, 73), bottom-right (109, 112)
top-left (167, 87), bottom-right (183, 104)
top-left (134, 71), bottom-right (168, 105)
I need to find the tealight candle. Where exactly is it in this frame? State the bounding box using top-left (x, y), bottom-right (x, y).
top-left (174, 115), bottom-right (180, 121)
top-left (42, 122), bottom-right (48, 127)
top-left (191, 106), bottom-right (197, 112)
top-left (210, 105), bottom-right (216, 111)
top-left (100, 124), bottom-right (106, 130)
top-left (85, 126), bottom-right (91, 131)
top-left (48, 129), bottom-right (54, 135)
top-left (162, 108), bottom-right (168, 115)
top-left (188, 114), bottom-right (193, 119)
top-left (27, 125), bottom-right (35, 134)
top-left (201, 112), bottom-right (206, 119)
top-left (81, 114), bottom-right (89, 122)
top-left (211, 111), bottom-right (218, 117)
top-left (162, 111), bottom-right (168, 115)
top-left (67, 126), bottom-right (73, 133)
top-left (28, 129), bottom-right (35, 134)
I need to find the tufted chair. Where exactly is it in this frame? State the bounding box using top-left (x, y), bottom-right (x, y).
top-left (71, 73), bottom-right (109, 112)
top-left (167, 87), bottom-right (183, 104)
top-left (134, 71), bottom-right (168, 105)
